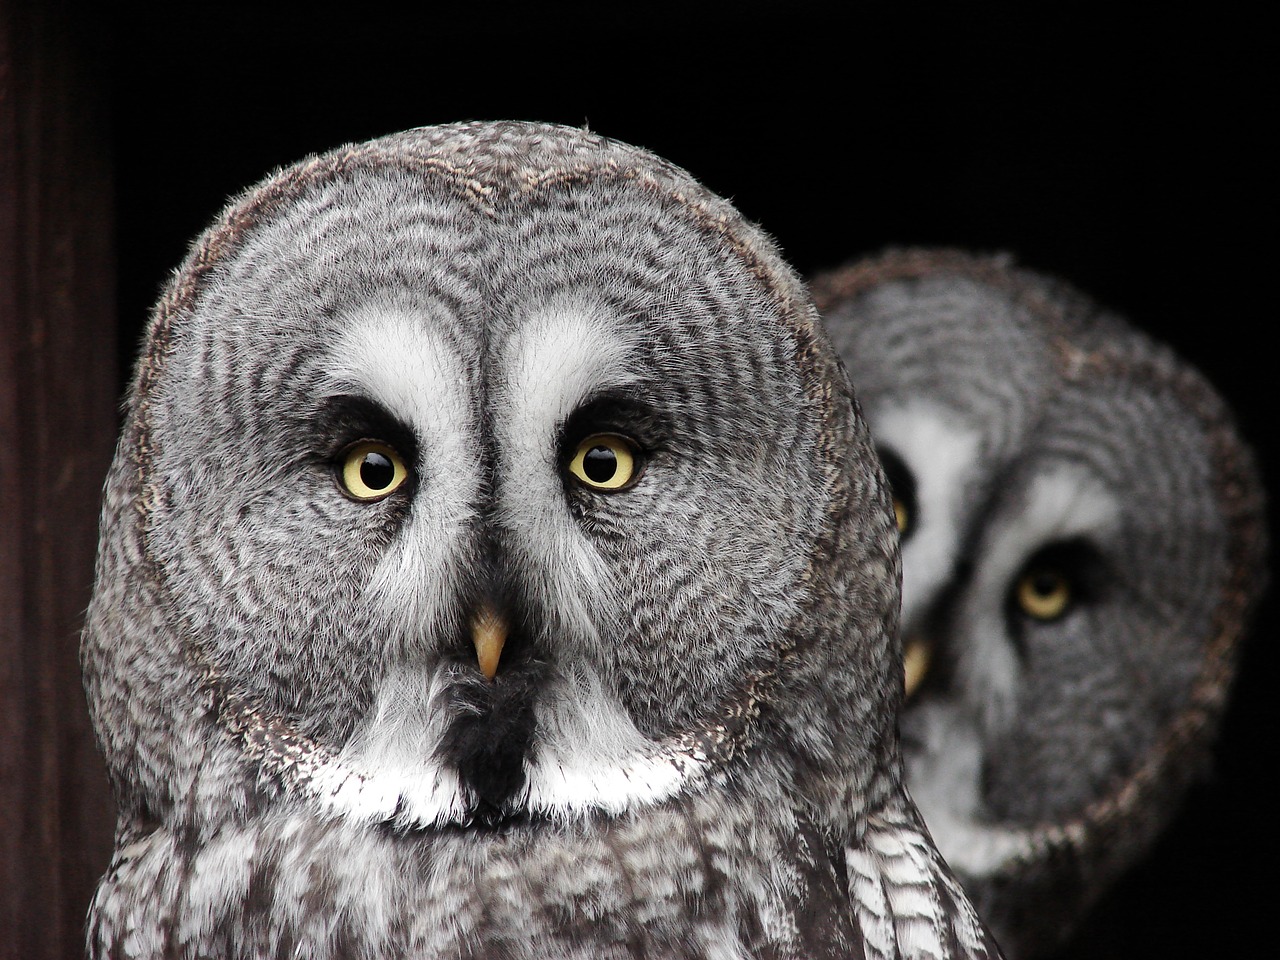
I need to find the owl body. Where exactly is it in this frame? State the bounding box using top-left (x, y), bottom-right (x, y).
top-left (92, 784), bottom-right (879, 958)
top-left (84, 126), bottom-right (999, 959)
top-left (813, 250), bottom-right (1266, 957)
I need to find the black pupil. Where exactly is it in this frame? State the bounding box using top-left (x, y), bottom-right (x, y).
top-left (1030, 571), bottom-right (1062, 597)
top-left (582, 445), bottom-right (618, 483)
top-left (360, 451), bottom-right (395, 490)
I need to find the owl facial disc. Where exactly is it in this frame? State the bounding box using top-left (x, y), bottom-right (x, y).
top-left (98, 122), bottom-right (882, 835)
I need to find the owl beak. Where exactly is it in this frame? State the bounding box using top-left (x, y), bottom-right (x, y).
top-left (903, 637), bottom-right (932, 700)
top-left (471, 606), bottom-right (508, 681)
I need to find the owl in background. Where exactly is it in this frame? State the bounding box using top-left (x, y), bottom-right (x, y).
top-left (812, 248), bottom-right (1267, 958)
top-left (82, 124), bottom-right (1002, 959)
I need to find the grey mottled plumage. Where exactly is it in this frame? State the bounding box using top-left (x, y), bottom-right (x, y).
top-left (813, 249), bottom-right (1266, 958)
top-left (83, 125), bottom-right (1000, 959)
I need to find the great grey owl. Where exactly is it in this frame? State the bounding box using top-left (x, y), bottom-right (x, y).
top-left (82, 124), bottom-right (1002, 959)
top-left (812, 249), bottom-right (1266, 958)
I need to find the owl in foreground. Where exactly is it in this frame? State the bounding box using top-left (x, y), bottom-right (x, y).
top-left (813, 250), bottom-right (1266, 958)
top-left (83, 124), bottom-right (1001, 959)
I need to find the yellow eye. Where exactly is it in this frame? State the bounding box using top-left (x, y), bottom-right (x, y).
top-left (902, 637), bottom-right (931, 699)
top-left (339, 441), bottom-right (408, 501)
top-left (568, 434), bottom-right (639, 491)
top-left (893, 497), bottom-right (909, 535)
top-left (1016, 568), bottom-right (1072, 621)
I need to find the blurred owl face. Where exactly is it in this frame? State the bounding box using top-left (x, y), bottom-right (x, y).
top-left (814, 249), bottom-right (1265, 953)
top-left (884, 366), bottom-right (1221, 822)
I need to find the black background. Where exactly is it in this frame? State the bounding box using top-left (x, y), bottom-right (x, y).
top-left (111, 7), bottom-right (1273, 957)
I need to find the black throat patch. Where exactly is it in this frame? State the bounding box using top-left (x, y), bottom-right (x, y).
top-left (437, 648), bottom-right (546, 826)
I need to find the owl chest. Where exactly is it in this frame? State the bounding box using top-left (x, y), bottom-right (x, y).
top-left (90, 808), bottom-right (858, 960)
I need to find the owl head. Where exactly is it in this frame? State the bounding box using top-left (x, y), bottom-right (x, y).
top-left (813, 248), bottom-right (1268, 956)
top-left (83, 122), bottom-right (904, 848)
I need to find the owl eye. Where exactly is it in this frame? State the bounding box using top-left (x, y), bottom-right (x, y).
top-left (568, 434), bottom-right (641, 491)
top-left (1015, 568), bottom-right (1072, 621)
top-left (892, 498), bottom-right (910, 536)
top-left (338, 441), bottom-right (409, 501)
top-left (878, 447), bottom-right (916, 539)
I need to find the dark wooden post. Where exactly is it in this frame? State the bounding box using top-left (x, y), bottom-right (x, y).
top-left (1, 0), bottom-right (117, 957)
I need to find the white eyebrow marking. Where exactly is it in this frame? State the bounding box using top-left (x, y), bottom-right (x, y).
top-left (323, 301), bottom-right (481, 643)
top-left (872, 402), bottom-right (983, 627)
top-left (988, 465), bottom-right (1120, 568)
top-left (493, 294), bottom-right (646, 646)
top-left (325, 300), bottom-right (475, 451)
top-left (500, 294), bottom-right (645, 440)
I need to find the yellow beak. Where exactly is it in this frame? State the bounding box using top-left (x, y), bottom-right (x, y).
top-left (471, 606), bottom-right (508, 681)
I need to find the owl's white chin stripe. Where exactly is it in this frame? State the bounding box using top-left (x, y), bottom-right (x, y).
top-left (262, 663), bottom-right (713, 829)
top-left (523, 747), bottom-right (709, 820)
top-left (288, 747), bottom-right (471, 829)
top-left (298, 735), bottom-right (709, 830)
top-left (284, 754), bottom-right (711, 831)
top-left (522, 668), bottom-right (711, 820)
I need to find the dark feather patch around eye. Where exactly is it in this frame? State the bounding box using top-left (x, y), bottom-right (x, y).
top-left (1005, 538), bottom-right (1109, 656)
top-left (560, 392), bottom-right (666, 444)
top-left (557, 391), bottom-right (666, 481)
top-left (878, 446), bottom-right (918, 540)
top-left (312, 395), bottom-right (420, 469)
